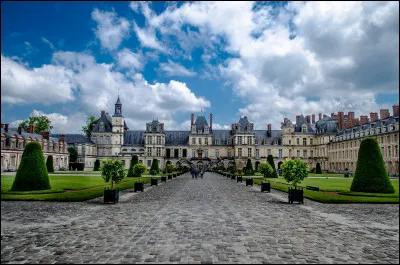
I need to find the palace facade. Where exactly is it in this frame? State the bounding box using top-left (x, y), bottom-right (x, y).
top-left (1, 96), bottom-right (399, 176)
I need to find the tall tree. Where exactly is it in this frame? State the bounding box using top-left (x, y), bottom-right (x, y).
top-left (267, 155), bottom-right (278, 178)
top-left (68, 147), bottom-right (78, 163)
top-left (19, 116), bottom-right (53, 133)
top-left (82, 115), bottom-right (100, 139)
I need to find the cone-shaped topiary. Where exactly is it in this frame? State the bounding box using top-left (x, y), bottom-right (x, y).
top-left (11, 142), bottom-right (51, 191)
top-left (316, 162), bottom-right (322, 174)
top-left (46, 155), bottom-right (54, 173)
top-left (351, 137), bottom-right (394, 193)
top-left (245, 158), bottom-right (254, 175)
top-left (267, 155), bottom-right (278, 178)
top-left (127, 155), bottom-right (139, 177)
top-left (93, 159), bottom-right (101, 171)
top-left (150, 159), bottom-right (160, 174)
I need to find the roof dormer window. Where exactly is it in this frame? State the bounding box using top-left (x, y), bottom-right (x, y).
top-left (302, 124), bottom-right (307, 133)
top-left (99, 122), bottom-right (105, 132)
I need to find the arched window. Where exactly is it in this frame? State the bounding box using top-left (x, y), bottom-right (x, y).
top-left (302, 124), bottom-right (307, 133)
top-left (99, 122), bottom-right (105, 132)
top-left (122, 148), bottom-right (127, 151)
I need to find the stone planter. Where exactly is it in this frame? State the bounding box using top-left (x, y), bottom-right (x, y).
top-left (246, 178), bottom-right (253, 186)
top-left (161, 176), bottom-right (167, 182)
top-left (104, 189), bottom-right (119, 204)
top-left (151, 178), bottom-right (158, 186)
top-left (173, 173), bottom-right (177, 178)
top-left (237, 176), bottom-right (243, 182)
top-left (288, 187), bottom-right (303, 204)
top-left (134, 182), bottom-right (144, 192)
top-left (168, 175), bottom-right (172, 180)
top-left (261, 181), bottom-right (270, 192)
top-left (231, 175), bottom-right (236, 180)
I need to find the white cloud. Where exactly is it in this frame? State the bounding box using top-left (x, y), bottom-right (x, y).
top-left (91, 8), bottom-right (130, 51)
top-left (159, 60), bottom-right (196, 77)
top-left (133, 22), bottom-right (166, 52)
top-left (41, 37), bottom-right (55, 50)
top-left (116, 48), bottom-right (145, 70)
top-left (1, 54), bottom-right (76, 104)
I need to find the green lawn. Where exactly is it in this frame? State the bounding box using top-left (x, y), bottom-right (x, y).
top-left (1, 175), bottom-right (150, 201)
top-left (252, 177), bottom-right (399, 203)
top-left (50, 171), bottom-right (101, 174)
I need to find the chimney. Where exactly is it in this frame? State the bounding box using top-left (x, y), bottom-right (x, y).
top-left (370, 112), bottom-right (378, 122)
top-left (323, 114), bottom-right (327, 118)
top-left (360, 115), bottom-right (369, 125)
top-left (4, 124), bottom-right (9, 132)
top-left (31, 124), bottom-right (35, 134)
top-left (296, 115), bottom-right (300, 124)
top-left (267, 124), bottom-right (271, 137)
top-left (318, 113), bottom-right (322, 121)
top-left (345, 120), bottom-right (352, 129)
top-left (1, 123), bottom-right (4, 129)
top-left (348, 111), bottom-right (355, 121)
top-left (312, 114), bottom-right (315, 124)
top-left (380, 109), bottom-right (390, 120)
top-left (191, 113), bottom-right (194, 125)
top-left (40, 131), bottom-right (50, 140)
top-left (209, 113), bottom-right (213, 131)
top-left (331, 113), bottom-right (335, 118)
top-left (392, 105), bottom-right (399, 117)
top-left (352, 118), bottom-right (360, 127)
top-left (18, 126), bottom-right (22, 135)
top-left (337, 112), bottom-right (344, 131)
top-left (231, 124), bottom-right (236, 135)
top-left (306, 115), bottom-right (310, 123)
top-left (59, 135), bottom-right (65, 142)
top-left (101, 110), bottom-right (105, 116)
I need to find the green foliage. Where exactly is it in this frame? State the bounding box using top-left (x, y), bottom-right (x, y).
top-left (316, 162), bottom-right (322, 174)
top-left (81, 115), bottom-right (100, 139)
top-left (245, 159), bottom-right (254, 175)
top-left (46, 155), bottom-right (54, 173)
top-left (11, 142), bottom-right (51, 191)
top-left (267, 155), bottom-right (278, 178)
top-left (281, 158), bottom-right (310, 187)
top-left (93, 159), bottom-right (101, 171)
top-left (351, 137), bottom-right (395, 193)
top-left (165, 164), bottom-right (175, 173)
top-left (101, 158), bottom-right (126, 190)
top-left (68, 147), bottom-right (78, 163)
top-left (127, 155), bottom-right (139, 177)
top-left (227, 162), bottom-right (237, 174)
top-left (258, 162), bottom-right (273, 178)
top-left (19, 116), bottom-right (53, 133)
top-left (132, 164), bottom-right (147, 177)
top-left (150, 159), bottom-right (160, 174)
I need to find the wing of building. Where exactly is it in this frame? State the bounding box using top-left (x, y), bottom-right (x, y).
top-left (2, 97), bottom-right (399, 177)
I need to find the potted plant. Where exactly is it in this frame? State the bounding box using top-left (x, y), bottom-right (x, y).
top-left (132, 164), bottom-right (146, 192)
top-left (281, 158), bottom-right (310, 204)
top-left (258, 162), bottom-right (273, 192)
top-left (101, 158), bottom-right (126, 204)
top-left (161, 175), bottom-right (167, 182)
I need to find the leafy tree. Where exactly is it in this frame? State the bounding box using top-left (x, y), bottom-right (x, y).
top-left (165, 164), bottom-right (175, 173)
top-left (258, 162), bottom-right (273, 178)
top-left (46, 155), bottom-right (54, 173)
top-left (19, 116), bottom-right (53, 133)
top-left (267, 155), bottom-right (278, 178)
top-left (316, 162), bottom-right (322, 174)
top-left (150, 159), bottom-right (160, 174)
top-left (127, 155), bottom-right (139, 177)
top-left (11, 142), bottom-right (51, 191)
top-left (93, 159), bottom-right (101, 171)
top-left (245, 158), bottom-right (254, 175)
top-left (281, 158), bottom-right (310, 187)
top-left (68, 147), bottom-right (78, 163)
top-left (101, 158), bottom-right (126, 190)
top-left (351, 137), bottom-right (395, 193)
top-left (132, 164), bottom-right (147, 177)
top-left (82, 115), bottom-right (100, 139)
top-left (227, 162), bottom-right (237, 174)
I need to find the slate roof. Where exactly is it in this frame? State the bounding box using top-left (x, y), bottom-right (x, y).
top-left (1, 127), bottom-right (63, 141)
top-left (295, 115), bottom-right (315, 133)
top-left (336, 116), bottom-right (399, 136)
top-left (194, 116), bottom-right (209, 131)
top-left (238, 117), bottom-right (250, 128)
top-left (212, 130), bottom-right (232, 145)
top-left (52, 134), bottom-right (94, 144)
top-left (315, 116), bottom-right (338, 134)
top-left (254, 130), bottom-right (282, 145)
top-left (124, 131), bottom-right (145, 146)
top-left (92, 112), bottom-right (113, 133)
top-left (165, 131), bottom-right (190, 146)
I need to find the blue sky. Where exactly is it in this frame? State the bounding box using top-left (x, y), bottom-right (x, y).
top-left (1, 1), bottom-right (399, 133)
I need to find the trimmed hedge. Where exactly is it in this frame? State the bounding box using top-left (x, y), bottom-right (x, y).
top-left (46, 155), bottom-right (54, 173)
top-left (316, 162), bottom-right (322, 174)
top-left (11, 142), bottom-right (51, 191)
top-left (150, 159), bottom-right (160, 174)
top-left (267, 155), bottom-right (278, 178)
top-left (93, 159), bottom-right (100, 171)
top-left (245, 158), bottom-right (254, 175)
top-left (127, 155), bottom-right (139, 177)
top-left (351, 137), bottom-right (395, 193)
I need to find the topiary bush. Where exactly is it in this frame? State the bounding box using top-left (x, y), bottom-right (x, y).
top-left (245, 158), bottom-right (254, 175)
top-left (281, 158), bottom-right (310, 187)
top-left (150, 159), bottom-right (160, 174)
top-left (46, 155), bottom-right (54, 173)
top-left (93, 159), bottom-right (101, 171)
top-left (258, 162), bottom-right (273, 178)
top-left (267, 155), bottom-right (278, 178)
top-left (132, 164), bottom-right (147, 177)
top-left (101, 158), bottom-right (126, 189)
top-left (350, 137), bottom-right (395, 193)
top-left (165, 164), bottom-right (175, 173)
top-left (127, 155), bottom-right (139, 177)
top-left (11, 142), bottom-right (51, 191)
top-left (316, 162), bottom-right (322, 174)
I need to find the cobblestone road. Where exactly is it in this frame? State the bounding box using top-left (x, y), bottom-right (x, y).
top-left (1, 173), bottom-right (399, 264)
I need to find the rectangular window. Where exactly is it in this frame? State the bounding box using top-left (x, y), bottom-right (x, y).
top-left (166, 149), bottom-right (171, 158)
top-left (157, 136), bottom-right (161, 145)
top-left (310, 150), bottom-right (313, 157)
top-left (279, 149), bottom-right (282, 158)
top-left (183, 149), bottom-right (187, 157)
top-left (303, 138), bottom-right (307, 146)
top-left (156, 147), bottom-right (161, 157)
top-left (148, 136), bottom-right (152, 145)
top-left (297, 150), bottom-right (300, 157)
top-left (310, 139), bottom-right (313, 145)
top-left (205, 151), bottom-right (208, 158)
top-left (147, 160), bottom-right (151, 167)
top-left (248, 148), bottom-right (252, 157)
top-left (238, 148), bottom-right (242, 158)
top-left (238, 136), bottom-right (242, 145)
top-left (248, 136), bottom-right (252, 145)
top-left (147, 147), bottom-right (152, 156)
top-left (216, 150), bottom-right (219, 157)
top-left (205, 138), bottom-right (208, 145)
top-left (297, 138), bottom-right (300, 145)
top-left (289, 140), bottom-right (291, 145)
top-left (268, 149), bottom-right (271, 155)
top-left (192, 150), bottom-right (196, 158)
top-left (192, 138), bottom-right (196, 145)
top-left (303, 150), bottom-right (307, 158)
top-left (174, 149), bottom-right (179, 158)
top-left (228, 151), bottom-right (232, 158)
top-left (256, 149), bottom-right (259, 159)
top-left (199, 138), bottom-right (202, 145)
top-left (388, 146), bottom-right (391, 157)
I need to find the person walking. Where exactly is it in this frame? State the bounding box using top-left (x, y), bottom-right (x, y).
top-left (190, 167), bottom-right (195, 179)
